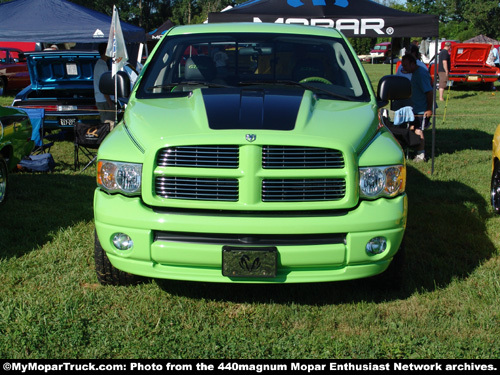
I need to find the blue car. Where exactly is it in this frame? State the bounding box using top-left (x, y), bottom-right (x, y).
top-left (12, 50), bottom-right (101, 131)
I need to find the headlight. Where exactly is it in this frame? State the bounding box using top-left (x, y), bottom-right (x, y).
top-left (97, 160), bottom-right (142, 195)
top-left (359, 165), bottom-right (405, 199)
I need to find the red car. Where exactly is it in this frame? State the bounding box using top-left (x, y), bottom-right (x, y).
top-left (369, 42), bottom-right (391, 63)
top-left (430, 43), bottom-right (500, 87)
top-left (0, 47), bottom-right (31, 96)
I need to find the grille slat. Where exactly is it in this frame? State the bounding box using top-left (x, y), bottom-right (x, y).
top-left (263, 146), bottom-right (344, 169)
top-left (262, 179), bottom-right (346, 202)
top-left (156, 177), bottom-right (238, 201)
top-left (157, 146), bottom-right (239, 168)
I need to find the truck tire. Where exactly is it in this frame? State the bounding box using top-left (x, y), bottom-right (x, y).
top-left (0, 155), bottom-right (8, 204)
top-left (373, 239), bottom-right (406, 289)
top-left (94, 230), bottom-right (145, 286)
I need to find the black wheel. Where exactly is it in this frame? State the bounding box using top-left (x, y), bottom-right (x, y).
top-left (372, 238), bottom-right (406, 289)
top-left (385, 240), bottom-right (406, 283)
top-left (491, 161), bottom-right (500, 214)
top-left (94, 230), bottom-right (145, 286)
top-left (0, 155), bottom-right (8, 205)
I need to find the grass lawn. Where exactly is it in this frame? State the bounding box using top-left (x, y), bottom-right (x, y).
top-left (0, 64), bottom-right (499, 359)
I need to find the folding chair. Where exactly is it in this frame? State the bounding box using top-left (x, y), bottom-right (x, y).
top-left (20, 107), bottom-right (53, 155)
top-left (380, 107), bottom-right (422, 159)
top-left (74, 121), bottom-right (110, 171)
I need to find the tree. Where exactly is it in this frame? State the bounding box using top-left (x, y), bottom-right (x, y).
top-left (171, 0), bottom-right (242, 25)
top-left (407, 0), bottom-right (500, 40)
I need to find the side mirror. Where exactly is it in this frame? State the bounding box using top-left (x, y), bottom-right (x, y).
top-left (99, 71), bottom-right (131, 98)
top-left (376, 75), bottom-right (411, 108)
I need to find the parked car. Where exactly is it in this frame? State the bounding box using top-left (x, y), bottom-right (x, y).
top-left (11, 50), bottom-right (101, 131)
top-left (0, 47), bottom-right (31, 96)
top-left (0, 105), bottom-right (34, 204)
top-left (491, 124), bottom-right (500, 214)
top-left (429, 43), bottom-right (500, 87)
top-left (369, 42), bottom-right (391, 63)
top-left (93, 22), bottom-right (410, 286)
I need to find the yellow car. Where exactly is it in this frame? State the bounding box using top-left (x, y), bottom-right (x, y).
top-left (491, 124), bottom-right (500, 213)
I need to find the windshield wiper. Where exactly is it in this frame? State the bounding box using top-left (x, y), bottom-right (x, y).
top-left (145, 83), bottom-right (177, 92)
top-left (238, 80), bottom-right (355, 101)
top-left (146, 81), bottom-right (231, 92)
top-left (179, 81), bottom-right (232, 88)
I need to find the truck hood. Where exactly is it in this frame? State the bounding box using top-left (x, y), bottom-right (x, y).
top-left (124, 88), bottom-right (377, 152)
top-left (451, 43), bottom-right (495, 68)
top-left (25, 50), bottom-right (99, 90)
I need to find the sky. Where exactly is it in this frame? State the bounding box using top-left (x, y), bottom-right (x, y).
top-left (376, 0), bottom-right (407, 5)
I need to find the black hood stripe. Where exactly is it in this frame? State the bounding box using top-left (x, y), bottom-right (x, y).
top-left (202, 88), bottom-right (303, 131)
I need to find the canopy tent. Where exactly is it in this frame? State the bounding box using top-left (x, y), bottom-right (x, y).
top-left (207, 0), bottom-right (438, 38)
top-left (147, 20), bottom-right (175, 42)
top-left (208, 0), bottom-right (440, 172)
top-left (0, 0), bottom-right (145, 44)
top-left (464, 35), bottom-right (500, 45)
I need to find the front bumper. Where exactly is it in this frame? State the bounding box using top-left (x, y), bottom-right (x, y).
top-left (94, 190), bottom-right (407, 283)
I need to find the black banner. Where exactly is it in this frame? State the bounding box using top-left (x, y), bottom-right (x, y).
top-left (1, 359), bottom-right (498, 374)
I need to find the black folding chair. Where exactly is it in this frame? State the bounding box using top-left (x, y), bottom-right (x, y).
top-left (380, 108), bottom-right (422, 159)
top-left (74, 121), bottom-right (110, 171)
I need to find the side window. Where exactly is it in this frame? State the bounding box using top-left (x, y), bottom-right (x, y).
top-left (10, 51), bottom-right (20, 63)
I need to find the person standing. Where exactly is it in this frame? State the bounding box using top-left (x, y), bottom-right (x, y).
top-left (396, 44), bottom-right (428, 80)
top-left (401, 53), bottom-right (434, 163)
top-left (93, 43), bottom-right (115, 123)
top-left (438, 41), bottom-right (451, 101)
top-left (490, 43), bottom-right (499, 68)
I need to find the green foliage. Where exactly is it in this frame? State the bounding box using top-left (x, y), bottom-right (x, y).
top-left (349, 37), bottom-right (377, 56)
top-left (407, 0), bottom-right (500, 41)
top-left (439, 21), bottom-right (476, 42)
top-left (0, 67), bottom-right (500, 358)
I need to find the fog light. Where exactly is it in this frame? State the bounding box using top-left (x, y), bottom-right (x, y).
top-left (366, 237), bottom-right (387, 255)
top-left (112, 233), bottom-right (133, 251)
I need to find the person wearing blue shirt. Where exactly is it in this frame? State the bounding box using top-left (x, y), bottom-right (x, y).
top-left (492, 44), bottom-right (500, 68)
top-left (401, 53), bottom-right (434, 163)
top-left (396, 44), bottom-right (428, 80)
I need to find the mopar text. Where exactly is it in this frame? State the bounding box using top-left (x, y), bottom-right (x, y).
top-left (253, 17), bottom-right (385, 35)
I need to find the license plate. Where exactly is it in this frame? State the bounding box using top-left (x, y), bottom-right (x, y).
top-left (59, 117), bottom-right (77, 127)
top-left (468, 76), bottom-right (479, 81)
top-left (222, 246), bottom-right (277, 278)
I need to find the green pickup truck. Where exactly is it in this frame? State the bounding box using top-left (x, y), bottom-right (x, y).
top-left (94, 23), bottom-right (410, 285)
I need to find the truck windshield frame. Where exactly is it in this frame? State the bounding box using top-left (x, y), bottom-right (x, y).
top-left (136, 32), bottom-right (370, 102)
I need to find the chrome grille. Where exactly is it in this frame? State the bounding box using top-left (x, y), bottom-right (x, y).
top-left (262, 179), bottom-right (346, 202)
top-left (155, 177), bottom-right (238, 201)
top-left (157, 146), bottom-right (239, 168)
top-left (262, 146), bottom-right (344, 169)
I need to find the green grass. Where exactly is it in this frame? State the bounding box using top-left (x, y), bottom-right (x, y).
top-left (1, 67), bottom-right (500, 359)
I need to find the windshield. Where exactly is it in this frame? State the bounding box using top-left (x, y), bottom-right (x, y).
top-left (136, 32), bottom-right (370, 101)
